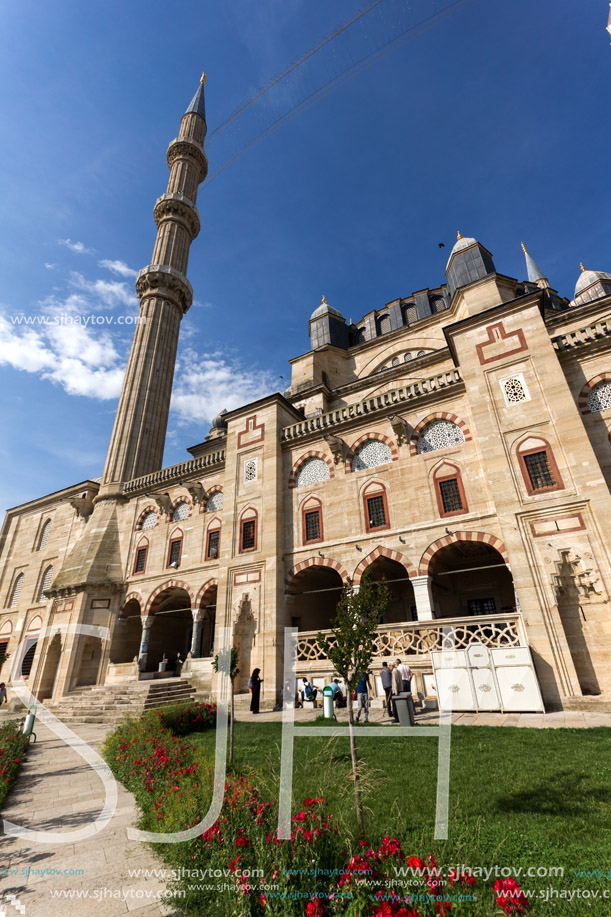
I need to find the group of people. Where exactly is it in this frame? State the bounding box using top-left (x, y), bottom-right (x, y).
top-left (380, 658), bottom-right (412, 722)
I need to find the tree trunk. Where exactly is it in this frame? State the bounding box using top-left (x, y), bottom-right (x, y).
top-left (230, 680), bottom-right (235, 765)
top-left (346, 684), bottom-right (364, 837)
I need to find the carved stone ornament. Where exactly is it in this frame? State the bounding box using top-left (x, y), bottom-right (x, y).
top-left (323, 433), bottom-right (345, 464)
top-left (154, 192), bottom-right (201, 240)
top-left (387, 414), bottom-right (409, 445)
top-left (147, 492), bottom-right (173, 515)
top-left (136, 264), bottom-right (193, 314)
top-left (166, 137), bottom-right (208, 183)
top-left (552, 548), bottom-right (604, 602)
top-left (69, 493), bottom-right (95, 520)
top-left (185, 481), bottom-right (207, 505)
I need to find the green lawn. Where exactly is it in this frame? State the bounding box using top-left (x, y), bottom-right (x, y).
top-left (189, 721), bottom-right (611, 913)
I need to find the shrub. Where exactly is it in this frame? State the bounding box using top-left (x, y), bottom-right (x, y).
top-left (0, 720), bottom-right (29, 811)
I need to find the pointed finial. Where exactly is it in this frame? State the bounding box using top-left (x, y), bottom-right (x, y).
top-left (521, 242), bottom-right (527, 254)
top-left (580, 262), bottom-right (586, 272)
top-left (200, 72), bottom-right (206, 85)
top-left (321, 294), bottom-right (327, 304)
top-left (457, 231), bottom-right (463, 240)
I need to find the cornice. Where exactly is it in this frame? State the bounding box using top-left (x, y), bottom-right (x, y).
top-left (136, 264), bottom-right (193, 314)
top-left (154, 192), bottom-right (201, 240)
top-left (122, 450), bottom-right (225, 496)
top-left (166, 137), bottom-right (208, 183)
top-left (552, 317), bottom-right (611, 354)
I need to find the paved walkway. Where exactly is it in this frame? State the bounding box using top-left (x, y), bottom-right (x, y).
top-left (1, 704), bottom-right (609, 916)
top-left (0, 722), bottom-right (182, 917)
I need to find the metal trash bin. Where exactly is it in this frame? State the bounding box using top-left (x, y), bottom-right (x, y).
top-left (323, 685), bottom-right (335, 719)
top-left (392, 692), bottom-right (415, 726)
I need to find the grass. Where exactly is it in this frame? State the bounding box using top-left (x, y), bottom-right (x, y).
top-left (188, 720), bottom-right (611, 913)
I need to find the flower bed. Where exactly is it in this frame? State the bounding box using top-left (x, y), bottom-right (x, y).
top-left (104, 706), bottom-right (530, 916)
top-left (0, 720), bottom-right (29, 811)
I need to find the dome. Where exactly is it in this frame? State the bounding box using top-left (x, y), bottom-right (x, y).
top-left (575, 267), bottom-right (611, 297)
top-left (310, 295), bottom-right (344, 321)
top-left (446, 232), bottom-right (478, 269)
top-left (211, 408), bottom-right (228, 431)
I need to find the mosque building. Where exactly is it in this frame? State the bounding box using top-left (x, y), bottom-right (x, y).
top-left (2, 77), bottom-right (611, 714)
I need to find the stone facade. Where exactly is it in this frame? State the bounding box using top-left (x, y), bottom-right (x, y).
top-left (2, 87), bottom-right (611, 712)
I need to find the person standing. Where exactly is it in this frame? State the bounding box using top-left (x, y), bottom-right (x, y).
top-left (355, 671), bottom-right (371, 723)
top-left (249, 668), bottom-right (263, 714)
top-left (0, 683), bottom-right (6, 705)
top-left (396, 658), bottom-right (412, 692)
top-left (380, 662), bottom-right (393, 717)
top-left (390, 662), bottom-right (403, 723)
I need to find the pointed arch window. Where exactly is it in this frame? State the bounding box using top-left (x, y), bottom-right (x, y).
top-left (517, 436), bottom-right (564, 495)
top-left (38, 520), bottom-right (52, 551)
top-left (133, 538), bottom-right (149, 575)
top-left (9, 573), bottom-right (24, 608)
top-left (239, 508), bottom-right (258, 553)
top-left (167, 530), bottom-right (183, 568)
top-left (301, 497), bottom-right (323, 545)
top-left (206, 519), bottom-right (221, 560)
top-left (362, 482), bottom-right (390, 533)
top-left (433, 463), bottom-right (468, 517)
top-left (38, 565), bottom-right (54, 603)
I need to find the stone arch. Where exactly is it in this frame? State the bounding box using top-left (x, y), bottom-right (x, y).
top-left (345, 433), bottom-right (399, 473)
top-left (353, 546), bottom-right (417, 585)
top-left (410, 412), bottom-right (472, 456)
top-left (120, 592), bottom-right (143, 615)
top-left (289, 451), bottom-right (335, 488)
top-left (27, 615), bottom-right (43, 632)
top-left (578, 373), bottom-right (611, 414)
top-left (144, 579), bottom-right (195, 616)
top-left (195, 579), bottom-right (218, 607)
top-left (419, 531), bottom-right (509, 576)
top-left (0, 619), bottom-right (13, 636)
top-left (169, 495), bottom-right (193, 519)
top-left (135, 505), bottom-right (159, 530)
top-left (285, 557), bottom-right (349, 594)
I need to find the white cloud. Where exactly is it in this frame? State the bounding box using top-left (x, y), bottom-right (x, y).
top-left (58, 238), bottom-right (94, 255)
top-left (68, 272), bottom-right (138, 309)
top-left (44, 262), bottom-right (57, 270)
top-left (98, 258), bottom-right (138, 279)
top-left (171, 347), bottom-right (276, 425)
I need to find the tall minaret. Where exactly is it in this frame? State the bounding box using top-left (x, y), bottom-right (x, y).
top-left (98, 75), bottom-right (208, 498)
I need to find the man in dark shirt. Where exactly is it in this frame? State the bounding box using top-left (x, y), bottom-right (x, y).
top-left (380, 662), bottom-right (393, 717)
top-left (355, 671), bottom-right (371, 723)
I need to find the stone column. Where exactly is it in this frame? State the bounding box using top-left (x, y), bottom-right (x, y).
top-left (191, 608), bottom-right (202, 657)
top-left (138, 615), bottom-right (154, 671)
top-left (411, 576), bottom-right (435, 621)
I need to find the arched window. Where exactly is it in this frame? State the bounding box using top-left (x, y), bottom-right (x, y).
top-left (404, 352), bottom-right (413, 362)
top-left (239, 508), bottom-right (258, 553)
top-left (352, 439), bottom-right (393, 471)
top-left (417, 350), bottom-right (426, 357)
top-left (377, 314), bottom-right (391, 336)
top-left (206, 490), bottom-right (224, 512)
top-left (38, 520), bottom-right (52, 551)
top-left (206, 520), bottom-right (221, 560)
top-left (9, 573), bottom-right (24, 608)
top-left (167, 530), bottom-right (183, 568)
top-left (517, 436), bottom-right (564, 494)
top-left (295, 457), bottom-right (330, 487)
top-left (133, 538), bottom-right (149, 574)
top-left (301, 497), bottom-right (323, 545)
top-left (587, 381), bottom-right (611, 413)
top-left (430, 295), bottom-right (447, 314)
top-left (391, 356), bottom-right (400, 367)
top-left (417, 420), bottom-right (465, 454)
top-left (140, 510), bottom-right (157, 531)
top-left (362, 482), bottom-right (390, 533)
top-left (433, 463), bottom-right (468, 517)
top-left (38, 565), bottom-right (53, 603)
top-left (401, 303), bottom-right (418, 325)
top-left (172, 501), bottom-right (190, 521)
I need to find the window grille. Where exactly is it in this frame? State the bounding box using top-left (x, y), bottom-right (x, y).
top-left (172, 502), bottom-right (189, 521)
top-left (501, 375), bottom-right (529, 405)
top-left (38, 566), bottom-right (53, 603)
top-left (304, 510), bottom-right (321, 542)
top-left (524, 451), bottom-right (555, 490)
top-left (467, 597), bottom-right (496, 616)
top-left (21, 640), bottom-right (37, 677)
top-left (295, 457), bottom-right (330, 487)
top-left (38, 520), bottom-right (51, 550)
top-left (353, 440), bottom-right (393, 471)
top-left (0, 641), bottom-right (8, 671)
top-left (206, 491), bottom-right (223, 512)
top-left (9, 573), bottom-right (24, 608)
top-left (241, 519), bottom-right (256, 551)
top-left (141, 511), bottom-right (157, 530)
top-left (439, 478), bottom-right (463, 513)
top-left (417, 421), bottom-right (465, 454)
top-left (207, 530), bottom-right (220, 559)
top-left (169, 540), bottom-right (181, 566)
top-left (134, 547), bottom-right (147, 573)
top-left (244, 459), bottom-right (258, 482)
top-left (587, 381), bottom-right (611, 413)
top-left (366, 495), bottom-right (387, 529)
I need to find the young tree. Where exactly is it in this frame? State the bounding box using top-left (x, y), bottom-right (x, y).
top-left (213, 646), bottom-right (239, 765)
top-left (317, 570), bottom-right (390, 836)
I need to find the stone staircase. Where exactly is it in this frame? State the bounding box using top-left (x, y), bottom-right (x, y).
top-left (40, 678), bottom-right (197, 725)
top-left (560, 694), bottom-right (611, 713)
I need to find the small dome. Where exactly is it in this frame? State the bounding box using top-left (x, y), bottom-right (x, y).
top-left (211, 408), bottom-right (228, 431)
top-left (310, 294), bottom-right (344, 321)
top-left (446, 232), bottom-right (478, 269)
top-left (575, 267), bottom-right (611, 297)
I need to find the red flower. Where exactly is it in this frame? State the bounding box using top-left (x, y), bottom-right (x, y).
top-left (306, 895), bottom-right (324, 916)
top-left (408, 857), bottom-right (426, 872)
top-left (435, 902), bottom-right (452, 916)
top-left (494, 878), bottom-right (530, 914)
top-left (259, 893), bottom-right (267, 908)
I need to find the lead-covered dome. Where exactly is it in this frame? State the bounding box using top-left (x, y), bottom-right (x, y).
top-left (211, 408), bottom-right (228, 431)
top-left (575, 266), bottom-right (611, 297)
top-left (310, 295), bottom-right (344, 321)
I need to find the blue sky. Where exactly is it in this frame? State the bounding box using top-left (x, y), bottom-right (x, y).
top-left (0, 0), bottom-right (609, 515)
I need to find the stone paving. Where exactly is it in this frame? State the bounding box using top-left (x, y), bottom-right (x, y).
top-left (1, 704), bottom-right (610, 917)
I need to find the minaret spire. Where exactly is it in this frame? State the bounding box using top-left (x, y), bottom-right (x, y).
top-left (98, 76), bottom-right (209, 497)
top-left (521, 241), bottom-right (549, 289)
